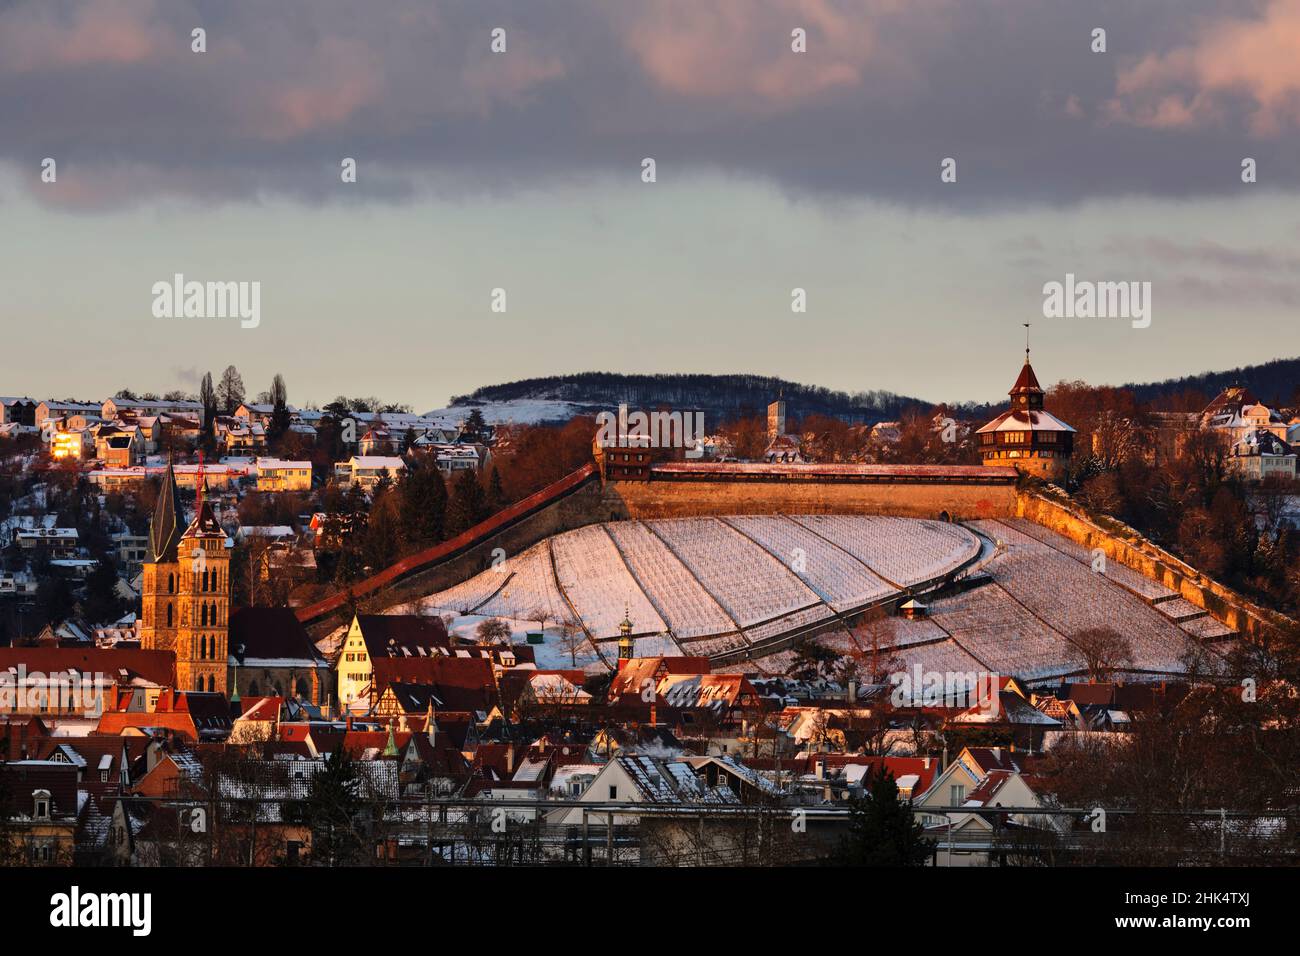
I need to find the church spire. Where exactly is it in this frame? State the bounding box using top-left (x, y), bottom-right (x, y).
top-left (148, 456), bottom-right (181, 563)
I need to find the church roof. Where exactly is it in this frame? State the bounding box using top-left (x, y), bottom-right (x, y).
top-left (181, 499), bottom-right (225, 539)
top-left (1009, 360), bottom-right (1043, 396)
top-left (147, 462), bottom-right (181, 563)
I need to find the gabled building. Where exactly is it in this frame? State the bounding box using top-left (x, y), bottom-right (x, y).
top-left (1229, 428), bottom-right (1297, 481)
top-left (336, 614), bottom-right (451, 707)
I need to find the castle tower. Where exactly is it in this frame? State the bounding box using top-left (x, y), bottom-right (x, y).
top-left (976, 342), bottom-right (1075, 479)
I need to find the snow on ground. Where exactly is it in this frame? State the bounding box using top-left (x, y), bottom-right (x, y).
top-left (603, 520), bottom-right (738, 640)
top-left (433, 610), bottom-right (610, 674)
top-left (646, 517), bottom-right (820, 627)
top-left (968, 519), bottom-right (1223, 677)
top-left (922, 581), bottom-right (1086, 682)
top-left (722, 514), bottom-right (892, 611)
top-left (551, 524), bottom-right (666, 639)
top-left (465, 541), bottom-right (570, 626)
top-left (422, 399), bottom-right (594, 427)
top-left (404, 514), bottom-right (1228, 680)
top-left (995, 517), bottom-right (1179, 602)
top-left (791, 515), bottom-right (980, 587)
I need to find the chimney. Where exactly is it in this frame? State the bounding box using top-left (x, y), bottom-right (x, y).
top-left (814, 759), bottom-right (825, 780)
top-left (345, 713), bottom-right (353, 732)
top-left (506, 742), bottom-right (516, 775)
top-left (923, 756), bottom-right (930, 770)
top-left (847, 681), bottom-right (856, 704)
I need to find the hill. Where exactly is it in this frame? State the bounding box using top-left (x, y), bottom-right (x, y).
top-left (1121, 356), bottom-right (1300, 408)
top-left (447, 372), bottom-right (942, 425)
top-left (443, 358), bottom-right (1300, 426)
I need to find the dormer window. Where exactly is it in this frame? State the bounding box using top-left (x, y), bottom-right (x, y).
top-left (33, 789), bottom-right (51, 820)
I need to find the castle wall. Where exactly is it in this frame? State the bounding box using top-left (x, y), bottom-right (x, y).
top-left (1017, 491), bottom-right (1295, 642)
top-left (600, 476), bottom-right (1017, 521)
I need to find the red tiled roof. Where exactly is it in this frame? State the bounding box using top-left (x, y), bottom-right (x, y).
top-left (0, 647), bottom-right (175, 688)
top-left (1010, 361), bottom-right (1043, 396)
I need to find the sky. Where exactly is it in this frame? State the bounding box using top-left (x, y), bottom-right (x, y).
top-left (2, 0), bottom-right (1299, 410)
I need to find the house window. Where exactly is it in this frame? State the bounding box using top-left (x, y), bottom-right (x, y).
top-left (33, 790), bottom-right (51, 820)
top-left (608, 785), bottom-right (617, 800)
top-left (950, 784), bottom-right (965, 805)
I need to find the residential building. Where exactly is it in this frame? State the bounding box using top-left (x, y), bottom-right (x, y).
top-left (256, 458), bottom-right (313, 492)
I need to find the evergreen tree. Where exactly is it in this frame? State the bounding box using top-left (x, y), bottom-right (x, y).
top-left (444, 470), bottom-right (487, 538)
top-left (83, 554), bottom-right (124, 624)
top-left (269, 373), bottom-right (291, 440)
top-left (398, 464), bottom-right (446, 548)
top-left (836, 770), bottom-right (933, 866)
top-left (216, 365), bottom-right (245, 414)
top-left (463, 408), bottom-right (486, 441)
top-left (486, 466), bottom-right (508, 514)
top-left (362, 489), bottom-right (400, 571)
top-left (286, 747), bottom-right (366, 866)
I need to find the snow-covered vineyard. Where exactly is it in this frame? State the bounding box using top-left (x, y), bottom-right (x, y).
top-left (414, 515), bottom-right (982, 663)
top-left (804, 518), bottom-right (1234, 684)
top-left (400, 514), bottom-right (1238, 684)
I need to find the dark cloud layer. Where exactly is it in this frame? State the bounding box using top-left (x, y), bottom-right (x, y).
top-left (3, 0), bottom-right (1299, 209)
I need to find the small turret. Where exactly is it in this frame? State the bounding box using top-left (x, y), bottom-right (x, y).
top-left (617, 606), bottom-right (635, 663)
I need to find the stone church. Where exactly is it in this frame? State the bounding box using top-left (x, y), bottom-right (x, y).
top-left (139, 461), bottom-right (231, 695)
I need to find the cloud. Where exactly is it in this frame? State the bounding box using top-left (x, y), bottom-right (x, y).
top-left (0, 0), bottom-right (174, 73)
top-left (2, 0), bottom-right (1298, 209)
top-left (1105, 0), bottom-right (1300, 136)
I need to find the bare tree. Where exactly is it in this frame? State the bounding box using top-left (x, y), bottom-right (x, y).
top-left (475, 617), bottom-right (512, 646)
top-left (557, 618), bottom-right (586, 668)
top-left (1071, 627), bottom-right (1134, 682)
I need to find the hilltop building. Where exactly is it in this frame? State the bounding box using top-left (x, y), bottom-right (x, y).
top-left (976, 347), bottom-right (1075, 479)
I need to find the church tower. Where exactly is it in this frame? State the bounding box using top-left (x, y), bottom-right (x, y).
top-left (976, 340), bottom-right (1076, 479)
top-left (141, 463), bottom-right (231, 696)
top-left (174, 481), bottom-right (230, 695)
top-left (140, 461), bottom-right (182, 655)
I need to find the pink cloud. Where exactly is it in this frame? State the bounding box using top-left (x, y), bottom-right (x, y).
top-left (252, 37), bottom-right (385, 140)
top-left (1106, 0), bottom-right (1300, 136)
top-left (0, 0), bottom-right (173, 73)
top-left (617, 0), bottom-right (916, 108)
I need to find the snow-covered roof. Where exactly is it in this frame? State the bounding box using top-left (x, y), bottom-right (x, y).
top-left (975, 409), bottom-right (1076, 434)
